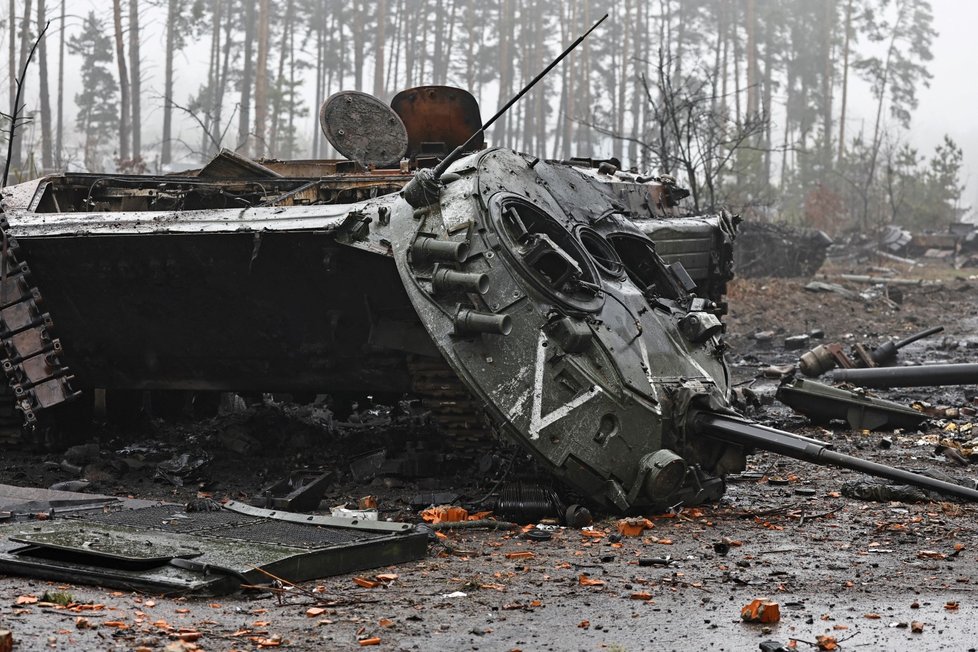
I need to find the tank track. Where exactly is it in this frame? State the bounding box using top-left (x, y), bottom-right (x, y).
top-left (407, 355), bottom-right (496, 456)
top-left (0, 210), bottom-right (79, 426)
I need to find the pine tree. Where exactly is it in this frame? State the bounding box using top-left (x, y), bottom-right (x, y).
top-left (68, 11), bottom-right (119, 172)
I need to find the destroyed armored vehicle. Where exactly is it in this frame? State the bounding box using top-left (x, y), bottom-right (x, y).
top-left (1, 84), bottom-right (976, 513)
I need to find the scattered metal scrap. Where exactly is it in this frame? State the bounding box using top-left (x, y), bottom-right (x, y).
top-left (775, 377), bottom-right (929, 431)
top-left (0, 501), bottom-right (426, 595)
top-left (733, 221), bottom-right (833, 278)
top-left (830, 363), bottom-right (978, 388)
top-left (798, 326), bottom-right (944, 377)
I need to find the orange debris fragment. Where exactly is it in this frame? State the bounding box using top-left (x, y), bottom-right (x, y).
top-left (741, 599), bottom-right (781, 624)
top-left (630, 592), bottom-right (653, 601)
top-left (354, 577), bottom-right (380, 589)
top-left (359, 637), bottom-right (382, 646)
top-left (306, 607), bottom-right (327, 617)
top-left (421, 505), bottom-right (469, 523)
top-left (358, 495), bottom-right (378, 510)
top-left (505, 551), bottom-right (535, 560)
top-left (617, 518), bottom-right (653, 537)
top-left (816, 635), bottom-right (838, 650)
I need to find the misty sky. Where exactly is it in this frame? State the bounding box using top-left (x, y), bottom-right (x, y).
top-left (16, 0), bottom-right (978, 215)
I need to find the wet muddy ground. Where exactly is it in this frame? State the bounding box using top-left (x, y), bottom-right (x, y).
top-left (1, 261), bottom-right (978, 651)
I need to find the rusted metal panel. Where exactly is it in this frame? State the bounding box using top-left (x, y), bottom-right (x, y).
top-left (197, 148), bottom-right (283, 179)
top-left (391, 86), bottom-right (484, 158)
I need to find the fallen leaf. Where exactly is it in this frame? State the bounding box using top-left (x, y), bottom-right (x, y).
top-left (864, 613), bottom-right (881, 619)
top-left (75, 617), bottom-right (93, 629)
top-left (306, 607), bottom-right (326, 618)
top-left (15, 595), bottom-right (37, 605)
top-left (174, 608), bottom-right (190, 614)
top-left (375, 573), bottom-right (398, 582)
top-left (176, 631), bottom-right (202, 642)
top-left (945, 601), bottom-right (960, 611)
top-left (917, 550), bottom-right (947, 560)
top-left (354, 577), bottom-right (379, 589)
top-left (816, 635), bottom-right (838, 650)
top-left (578, 574), bottom-right (605, 587)
top-left (630, 592), bottom-right (653, 601)
top-left (103, 621), bottom-right (129, 629)
top-left (578, 620), bottom-right (590, 629)
top-left (378, 618), bottom-right (394, 628)
top-left (911, 621), bottom-right (925, 633)
top-left (505, 551), bottom-right (535, 560)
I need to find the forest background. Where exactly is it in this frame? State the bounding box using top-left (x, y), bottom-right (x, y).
top-left (2, 0), bottom-right (973, 235)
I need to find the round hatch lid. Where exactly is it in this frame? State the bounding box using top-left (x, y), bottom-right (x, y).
top-left (319, 90), bottom-right (408, 167)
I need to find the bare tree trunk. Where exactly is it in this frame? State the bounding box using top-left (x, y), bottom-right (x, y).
top-left (820, 0), bottom-right (834, 167)
top-left (161, 0), bottom-right (176, 165)
top-left (55, 0), bottom-right (64, 168)
top-left (352, 0), bottom-right (365, 90)
top-left (215, 4), bottom-right (234, 150)
top-left (628, 1), bottom-right (643, 167)
top-left (201, 0), bottom-right (221, 156)
top-left (576, 0), bottom-right (592, 154)
top-left (36, 0), bottom-right (51, 171)
top-left (7, 0), bottom-right (14, 119)
top-left (373, 0), bottom-right (387, 97)
top-left (313, 5), bottom-right (323, 158)
top-left (10, 0), bottom-right (33, 170)
top-left (111, 0), bottom-right (131, 162)
top-left (837, 0), bottom-right (852, 166)
top-left (745, 0), bottom-right (758, 118)
top-left (384, 2), bottom-right (396, 96)
top-left (269, 0), bottom-right (292, 156)
top-left (253, 0), bottom-right (270, 157)
top-left (129, 0), bottom-right (140, 160)
top-left (238, 0), bottom-right (256, 154)
top-left (497, 0), bottom-right (513, 148)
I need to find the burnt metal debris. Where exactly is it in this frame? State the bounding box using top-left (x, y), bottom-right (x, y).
top-left (829, 363), bottom-right (978, 388)
top-left (732, 220), bottom-right (833, 278)
top-left (798, 325), bottom-right (945, 377)
top-left (0, 33), bottom-right (975, 515)
top-left (0, 501), bottom-right (426, 595)
top-left (775, 377), bottom-right (929, 431)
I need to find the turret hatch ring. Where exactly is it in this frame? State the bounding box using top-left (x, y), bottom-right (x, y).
top-left (488, 194), bottom-right (604, 313)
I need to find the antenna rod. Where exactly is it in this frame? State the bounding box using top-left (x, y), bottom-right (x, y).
top-left (432, 12), bottom-right (608, 178)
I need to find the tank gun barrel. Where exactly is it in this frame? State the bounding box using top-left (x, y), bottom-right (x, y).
top-left (829, 363), bottom-right (978, 388)
top-left (693, 412), bottom-right (978, 502)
